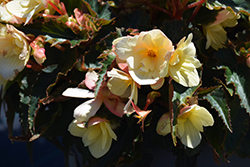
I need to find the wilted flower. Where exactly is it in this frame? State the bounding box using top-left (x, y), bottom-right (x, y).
top-left (168, 33), bottom-right (201, 87)
top-left (156, 104), bottom-right (214, 148)
top-left (203, 9), bottom-right (239, 50)
top-left (68, 117), bottom-right (117, 158)
top-left (177, 105), bottom-right (214, 148)
top-left (113, 29), bottom-right (174, 86)
top-left (0, 24), bottom-right (30, 90)
top-left (1, 0), bottom-right (48, 25)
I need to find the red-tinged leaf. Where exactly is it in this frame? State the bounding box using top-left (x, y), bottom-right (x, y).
top-left (203, 88), bottom-right (232, 132)
top-left (197, 85), bottom-right (222, 97)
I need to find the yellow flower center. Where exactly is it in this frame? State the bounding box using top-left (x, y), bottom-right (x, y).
top-left (147, 50), bottom-right (156, 58)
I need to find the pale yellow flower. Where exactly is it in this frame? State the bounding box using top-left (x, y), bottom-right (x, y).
top-left (177, 104), bottom-right (214, 148)
top-left (113, 29), bottom-right (174, 85)
top-left (68, 117), bottom-right (117, 158)
top-left (203, 9), bottom-right (239, 50)
top-left (1, 0), bottom-right (47, 25)
top-left (0, 24), bottom-right (30, 90)
top-left (107, 68), bottom-right (138, 105)
top-left (156, 105), bottom-right (214, 149)
top-left (168, 33), bottom-right (201, 87)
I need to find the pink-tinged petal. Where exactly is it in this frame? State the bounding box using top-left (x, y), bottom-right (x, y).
top-left (33, 47), bottom-right (46, 65)
top-left (74, 98), bottom-right (103, 123)
top-left (85, 70), bottom-right (98, 90)
top-left (62, 88), bottom-right (95, 98)
top-left (74, 8), bottom-right (85, 25)
top-left (103, 97), bottom-right (126, 117)
top-left (87, 117), bottom-right (107, 127)
top-left (117, 63), bottom-right (129, 73)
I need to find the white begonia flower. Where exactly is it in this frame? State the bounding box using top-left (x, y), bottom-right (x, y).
top-left (203, 9), bottom-right (239, 50)
top-left (168, 33), bottom-right (202, 87)
top-left (156, 104), bottom-right (214, 149)
top-left (1, 0), bottom-right (47, 25)
top-left (0, 24), bottom-right (30, 91)
top-left (68, 117), bottom-right (117, 158)
top-left (113, 29), bottom-right (174, 86)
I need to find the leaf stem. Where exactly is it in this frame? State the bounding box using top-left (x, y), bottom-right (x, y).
top-left (48, 0), bottom-right (64, 15)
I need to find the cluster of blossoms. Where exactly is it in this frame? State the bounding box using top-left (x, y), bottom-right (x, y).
top-left (0, 0), bottom-right (242, 160)
top-left (64, 29), bottom-right (215, 158)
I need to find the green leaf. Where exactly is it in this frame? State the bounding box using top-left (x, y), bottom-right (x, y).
top-left (42, 65), bottom-right (58, 73)
top-left (207, 0), bottom-right (250, 15)
top-left (215, 49), bottom-right (250, 114)
top-left (94, 51), bottom-right (116, 97)
top-left (223, 95), bottom-right (250, 156)
top-left (44, 34), bottom-right (89, 48)
top-left (203, 88), bottom-right (232, 132)
top-left (220, 64), bottom-right (250, 114)
top-left (83, 0), bottom-right (112, 20)
top-left (172, 81), bottom-right (200, 106)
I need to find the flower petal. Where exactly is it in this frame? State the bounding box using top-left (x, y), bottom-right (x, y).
top-left (68, 119), bottom-right (87, 137)
top-left (74, 98), bottom-right (102, 123)
top-left (62, 88), bottom-right (95, 98)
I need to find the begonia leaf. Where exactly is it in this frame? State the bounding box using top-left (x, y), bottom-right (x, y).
top-left (94, 51), bottom-right (116, 97)
top-left (83, 0), bottom-right (112, 20)
top-left (223, 95), bottom-right (250, 156)
top-left (207, 0), bottom-right (250, 15)
top-left (202, 87), bottom-right (232, 132)
top-left (215, 49), bottom-right (250, 114)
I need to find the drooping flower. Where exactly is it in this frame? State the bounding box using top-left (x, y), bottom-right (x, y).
top-left (0, 24), bottom-right (30, 91)
top-left (113, 29), bottom-right (174, 86)
top-left (156, 104), bottom-right (214, 148)
top-left (177, 104), bottom-right (214, 148)
top-left (68, 117), bottom-right (117, 158)
top-left (1, 0), bottom-right (48, 25)
top-left (168, 33), bottom-right (201, 87)
top-left (203, 9), bottom-right (239, 50)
